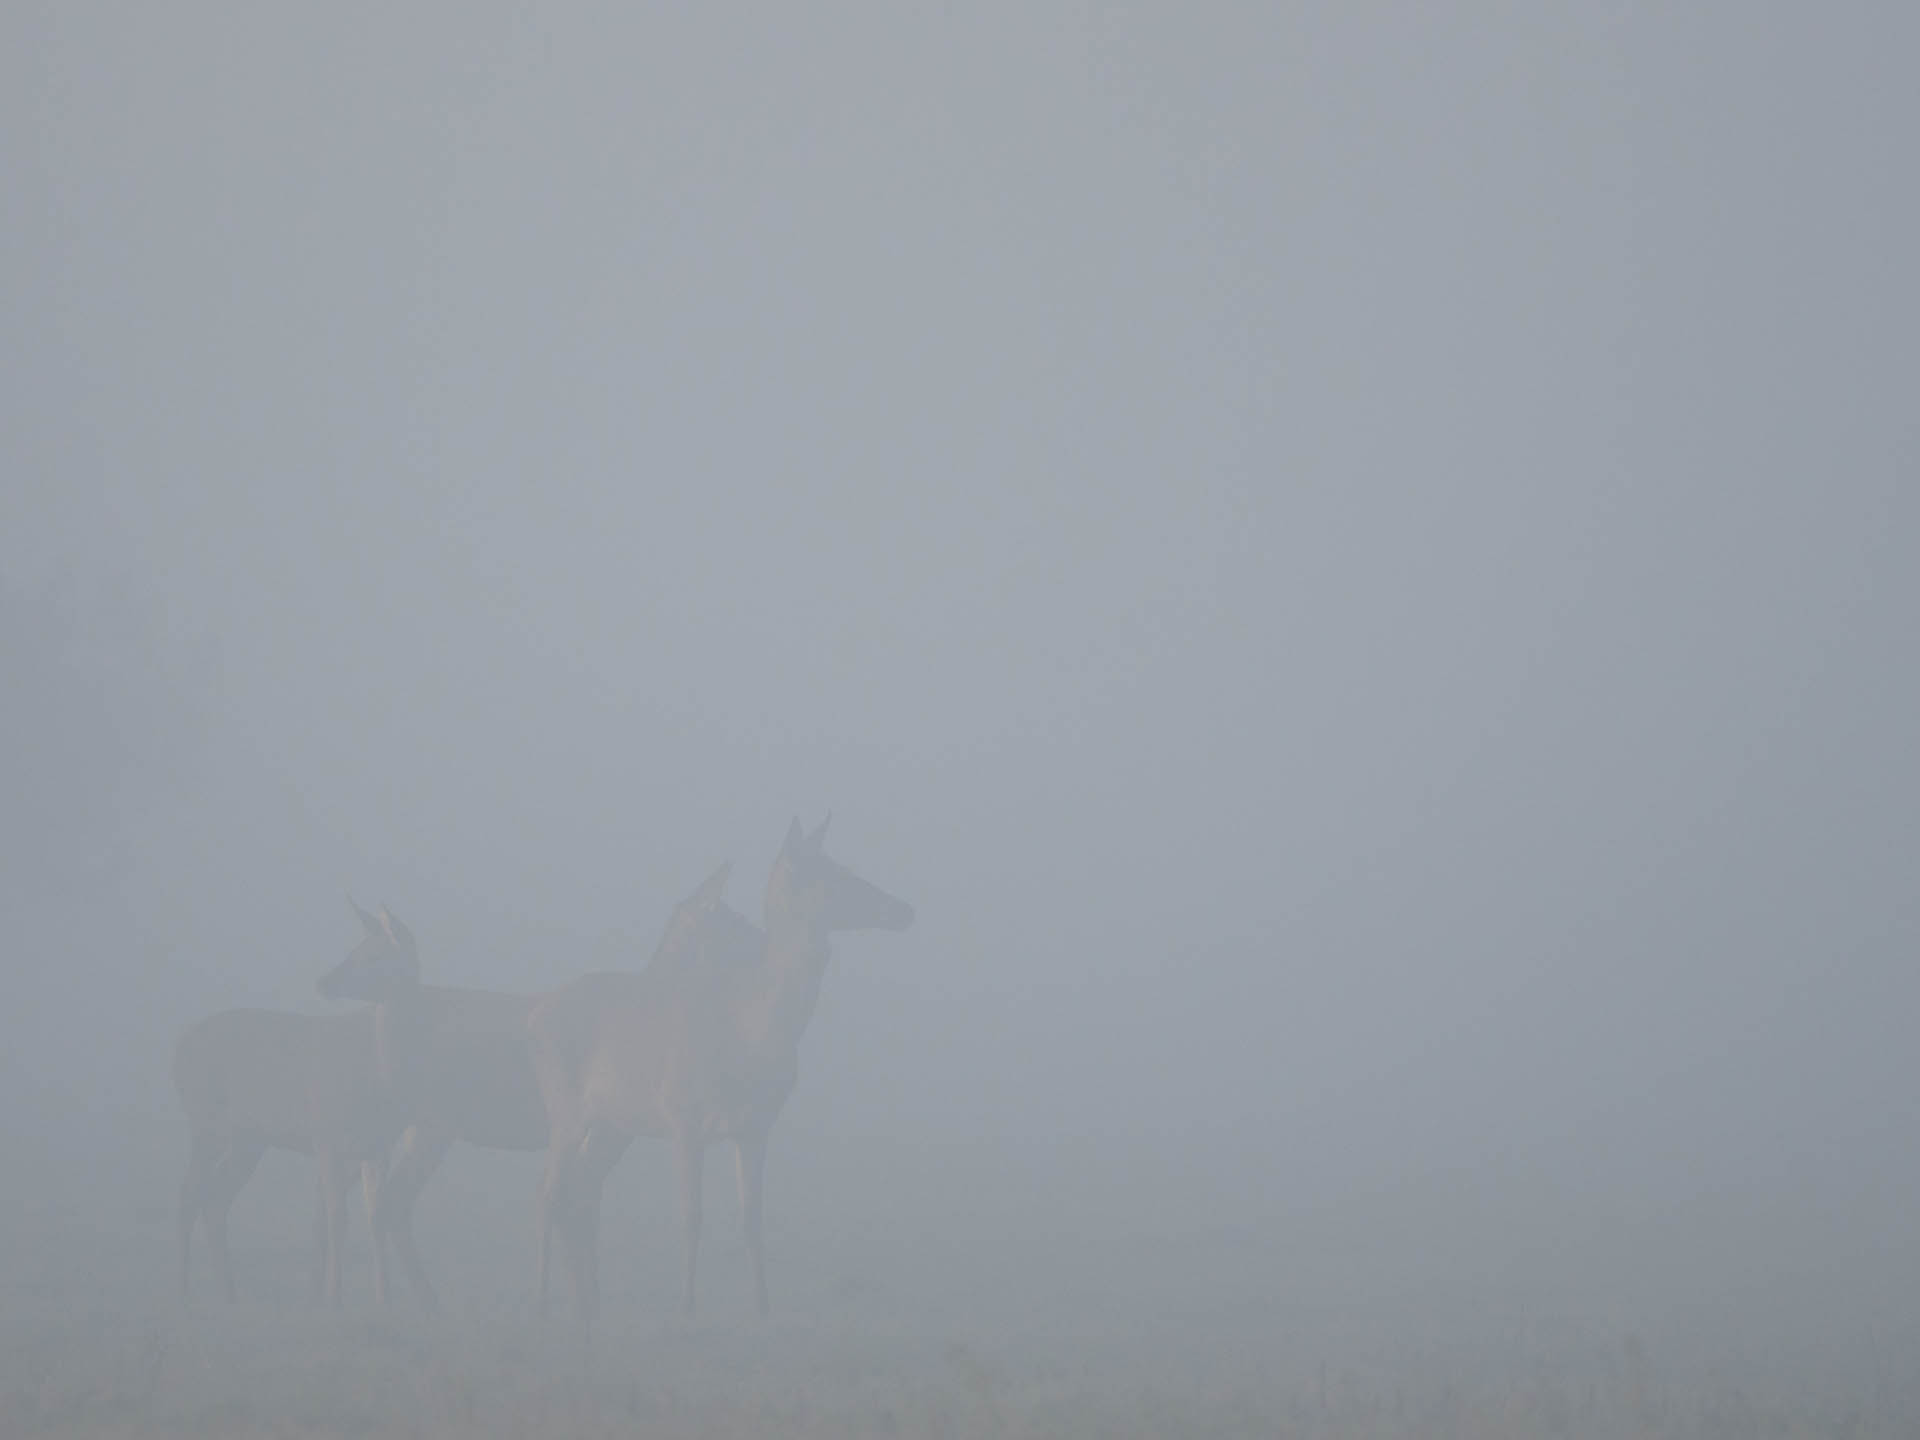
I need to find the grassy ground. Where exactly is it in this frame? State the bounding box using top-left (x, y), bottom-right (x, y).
top-left (7, 1291), bottom-right (1909, 1438)
top-left (2, 1128), bottom-right (1913, 1437)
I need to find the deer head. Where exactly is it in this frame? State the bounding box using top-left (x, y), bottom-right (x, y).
top-left (318, 898), bottom-right (421, 1002)
top-left (765, 816), bottom-right (915, 948)
top-left (649, 861), bottom-right (735, 968)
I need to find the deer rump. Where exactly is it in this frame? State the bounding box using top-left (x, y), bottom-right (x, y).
top-left (173, 1008), bottom-right (398, 1156)
top-left (171, 1006), bottom-right (400, 1304)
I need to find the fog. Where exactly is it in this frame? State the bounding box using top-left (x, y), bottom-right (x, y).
top-left (4, 3), bottom-right (1917, 1434)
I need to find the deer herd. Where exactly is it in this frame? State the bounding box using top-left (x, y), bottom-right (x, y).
top-left (170, 815), bottom-right (914, 1333)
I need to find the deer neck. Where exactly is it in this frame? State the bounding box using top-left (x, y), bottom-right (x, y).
top-left (738, 914), bottom-right (827, 1060)
top-left (373, 982), bottom-right (428, 1095)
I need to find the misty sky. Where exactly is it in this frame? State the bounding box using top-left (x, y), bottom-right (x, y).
top-left (3, 1), bottom-right (1917, 1322)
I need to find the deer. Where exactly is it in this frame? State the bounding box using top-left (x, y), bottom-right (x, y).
top-left (171, 901), bottom-right (424, 1306)
top-left (326, 861), bottom-right (739, 1315)
top-left (528, 815), bottom-right (915, 1328)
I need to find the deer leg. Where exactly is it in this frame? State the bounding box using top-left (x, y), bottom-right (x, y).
top-left (534, 1139), bottom-right (573, 1320)
top-left (735, 1130), bottom-right (769, 1319)
top-left (176, 1130), bottom-right (217, 1299)
top-left (537, 1130), bottom-right (594, 1321)
top-left (564, 1181), bottom-right (600, 1330)
top-left (674, 1130), bottom-right (705, 1319)
top-left (564, 1126), bottom-right (628, 1330)
top-left (378, 1125), bottom-right (449, 1316)
top-left (205, 1137), bottom-right (264, 1304)
top-left (309, 1170), bottom-right (329, 1306)
top-left (319, 1150), bottom-right (353, 1308)
top-left (361, 1154), bottom-right (392, 1309)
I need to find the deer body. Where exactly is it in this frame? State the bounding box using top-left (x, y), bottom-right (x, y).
top-left (402, 986), bottom-right (551, 1146)
top-left (529, 818), bottom-right (913, 1326)
top-left (173, 1008), bottom-right (382, 1155)
top-left (342, 984), bottom-right (548, 1311)
top-left (533, 961), bottom-right (800, 1148)
top-left (330, 878), bottom-right (748, 1312)
top-left (171, 904), bottom-right (425, 1306)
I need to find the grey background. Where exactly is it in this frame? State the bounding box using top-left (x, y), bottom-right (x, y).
top-left (3, 0), bottom-right (1916, 1395)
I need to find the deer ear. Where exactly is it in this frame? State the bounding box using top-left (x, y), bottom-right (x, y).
top-left (379, 907), bottom-right (417, 955)
top-left (350, 895), bottom-right (381, 935)
top-left (697, 861), bottom-right (731, 906)
top-left (784, 817), bottom-right (805, 854)
top-left (807, 813), bottom-right (832, 851)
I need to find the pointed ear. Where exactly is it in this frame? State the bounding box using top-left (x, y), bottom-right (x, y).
top-left (378, 907), bottom-right (417, 954)
top-left (784, 816), bottom-right (805, 854)
top-left (694, 861), bottom-right (732, 907)
top-left (350, 894), bottom-right (381, 935)
top-left (807, 813), bottom-right (832, 851)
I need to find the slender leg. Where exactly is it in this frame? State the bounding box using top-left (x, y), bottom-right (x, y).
top-left (361, 1153), bottom-right (391, 1309)
top-left (319, 1150), bottom-right (353, 1307)
top-left (527, 1016), bottom-right (590, 1324)
top-left (563, 1126), bottom-right (629, 1330)
top-left (377, 1126), bottom-right (450, 1315)
top-left (177, 1131), bottom-right (217, 1299)
top-left (310, 1171), bottom-right (330, 1305)
top-left (534, 1140), bottom-right (572, 1320)
top-left (735, 1131), bottom-right (770, 1318)
top-left (564, 1183), bottom-right (600, 1329)
top-left (674, 1130), bottom-right (705, 1319)
top-left (205, 1138), bottom-right (265, 1304)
